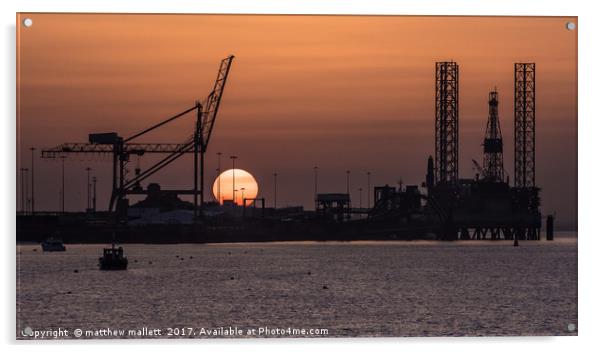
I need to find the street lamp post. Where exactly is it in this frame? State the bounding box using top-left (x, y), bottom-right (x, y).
top-left (30, 147), bottom-right (35, 215)
top-left (346, 170), bottom-right (350, 195)
top-left (217, 152), bottom-right (222, 204)
top-left (92, 176), bottom-right (97, 212)
top-left (230, 155), bottom-right (237, 204)
top-left (24, 169), bottom-right (29, 213)
top-left (367, 171), bottom-right (371, 208)
top-left (313, 166), bottom-right (318, 199)
top-left (273, 172), bottom-right (278, 209)
top-left (60, 156), bottom-right (66, 213)
top-left (86, 167), bottom-right (91, 211)
top-left (20, 168), bottom-right (27, 213)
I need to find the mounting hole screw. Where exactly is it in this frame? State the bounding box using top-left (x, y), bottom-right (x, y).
top-left (566, 22), bottom-right (576, 31)
top-left (22, 326), bottom-right (33, 336)
top-left (567, 323), bottom-right (576, 332)
top-left (23, 18), bottom-right (33, 27)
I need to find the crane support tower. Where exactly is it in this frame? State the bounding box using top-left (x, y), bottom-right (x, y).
top-left (435, 61), bottom-right (459, 185)
top-left (41, 55), bottom-right (235, 219)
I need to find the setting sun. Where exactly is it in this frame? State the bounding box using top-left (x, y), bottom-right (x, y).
top-left (212, 169), bottom-right (259, 206)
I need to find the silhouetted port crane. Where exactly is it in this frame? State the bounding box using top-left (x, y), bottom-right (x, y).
top-left (41, 55), bottom-right (235, 219)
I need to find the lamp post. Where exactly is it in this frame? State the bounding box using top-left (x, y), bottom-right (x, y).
top-left (346, 170), bottom-right (350, 195)
top-left (24, 169), bottom-right (29, 213)
top-left (85, 167), bottom-right (91, 211)
top-left (273, 172), bottom-right (278, 209)
top-left (20, 168), bottom-right (26, 213)
top-left (367, 171), bottom-right (371, 208)
top-left (217, 152), bottom-right (222, 204)
top-left (30, 147), bottom-right (35, 215)
top-left (92, 176), bottom-right (97, 212)
top-left (313, 166), bottom-right (318, 199)
top-left (60, 156), bottom-right (66, 213)
top-left (215, 168), bottom-right (220, 203)
top-left (230, 155), bottom-right (237, 204)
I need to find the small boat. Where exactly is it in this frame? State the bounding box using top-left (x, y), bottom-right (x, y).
top-left (41, 237), bottom-right (66, 252)
top-left (98, 244), bottom-right (128, 270)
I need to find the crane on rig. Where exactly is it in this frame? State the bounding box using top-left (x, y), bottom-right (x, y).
top-left (42, 55), bottom-right (235, 219)
top-left (482, 89), bottom-right (505, 183)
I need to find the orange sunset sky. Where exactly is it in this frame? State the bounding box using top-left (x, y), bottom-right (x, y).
top-left (16, 14), bottom-right (577, 227)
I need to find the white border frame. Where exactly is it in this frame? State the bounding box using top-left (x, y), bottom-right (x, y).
top-left (2, 1), bottom-right (599, 352)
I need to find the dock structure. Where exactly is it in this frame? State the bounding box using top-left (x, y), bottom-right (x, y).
top-left (315, 193), bottom-right (351, 222)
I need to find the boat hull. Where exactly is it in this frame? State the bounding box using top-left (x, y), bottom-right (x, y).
top-left (98, 258), bottom-right (128, 271)
top-left (41, 243), bottom-right (66, 252)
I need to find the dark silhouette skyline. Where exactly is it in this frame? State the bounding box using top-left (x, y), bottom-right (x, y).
top-left (17, 14), bottom-right (577, 228)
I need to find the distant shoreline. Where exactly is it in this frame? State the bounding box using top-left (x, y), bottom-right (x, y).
top-left (16, 232), bottom-right (577, 246)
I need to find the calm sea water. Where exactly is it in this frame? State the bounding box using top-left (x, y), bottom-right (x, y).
top-left (16, 233), bottom-right (577, 339)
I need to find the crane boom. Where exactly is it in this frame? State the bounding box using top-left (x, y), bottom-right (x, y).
top-left (471, 159), bottom-right (484, 177)
top-left (200, 55), bottom-right (235, 151)
top-left (41, 141), bottom-right (195, 158)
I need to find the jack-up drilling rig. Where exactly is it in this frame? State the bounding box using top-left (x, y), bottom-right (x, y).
top-left (425, 62), bottom-right (541, 240)
top-left (41, 55), bottom-right (235, 219)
